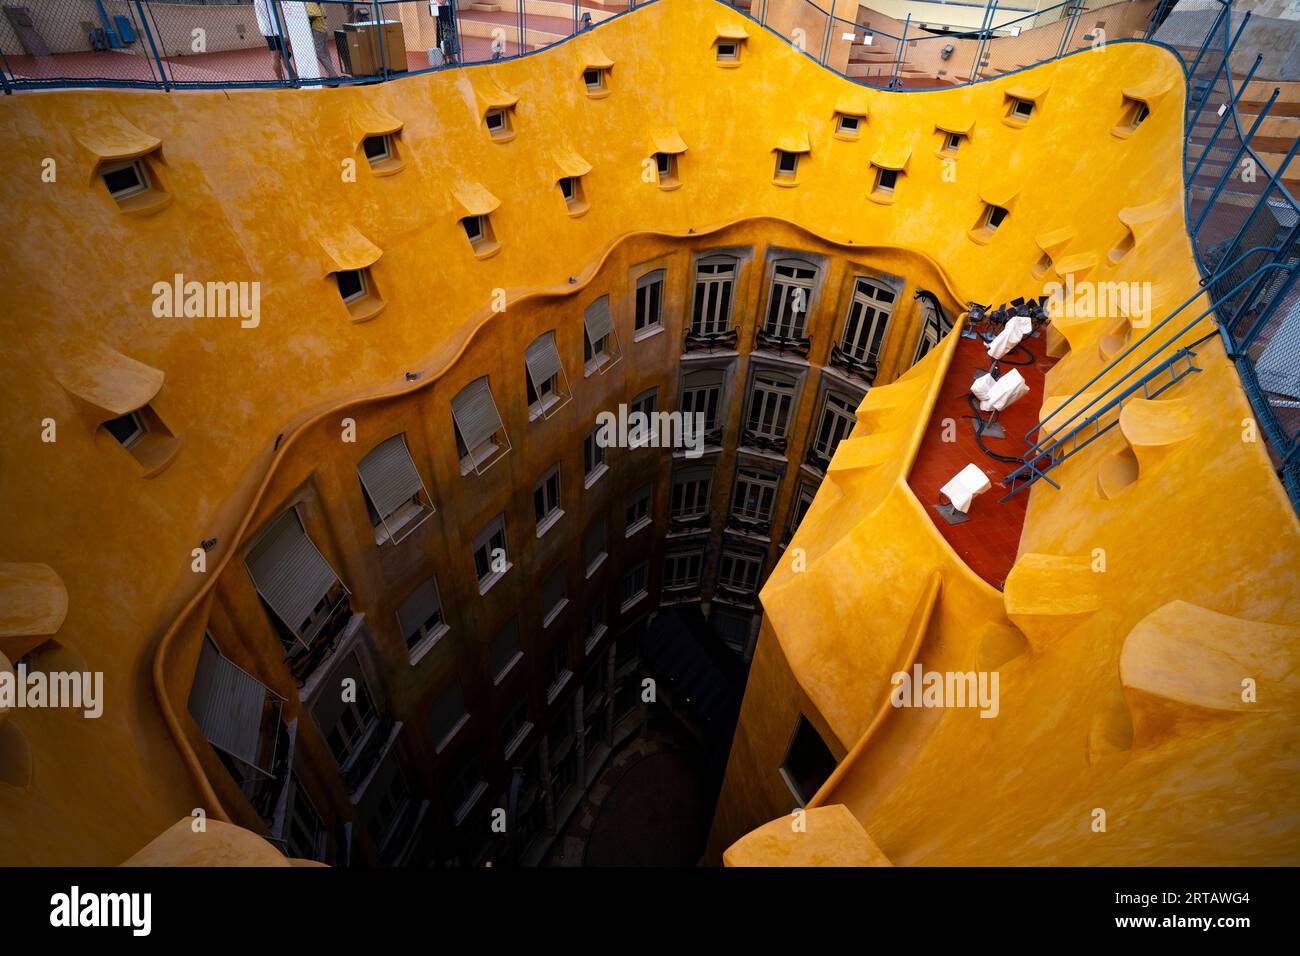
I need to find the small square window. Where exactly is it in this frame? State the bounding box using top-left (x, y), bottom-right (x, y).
top-left (335, 269), bottom-right (368, 304)
top-left (944, 132), bottom-right (964, 153)
top-left (100, 403), bottom-right (177, 469)
top-left (104, 410), bottom-right (147, 450)
top-left (583, 67), bottom-right (608, 92)
top-left (362, 134), bottom-right (394, 165)
top-left (559, 175), bottom-right (587, 213)
top-left (100, 159), bottom-right (149, 201)
top-left (780, 716), bottom-right (838, 806)
top-left (983, 204), bottom-right (1008, 232)
top-left (874, 167), bottom-right (898, 194)
top-left (1010, 98), bottom-right (1034, 120)
top-left (836, 113), bottom-right (860, 135)
top-left (461, 214), bottom-right (498, 255)
top-left (485, 108), bottom-right (511, 138)
top-left (775, 151), bottom-right (799, 179)
top-left (716, 41), bottom-right (739, 61)
top-left (1128, 101), bottom-right (1149, 129)
top-left (654, 152), bottom-right (677, 186)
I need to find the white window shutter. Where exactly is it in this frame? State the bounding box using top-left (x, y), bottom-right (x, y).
top-left (452, 377), bottom-right (505, 452)
top-left (187, 636), bottom-right (273, 773)
top-left (358, 434), bottom-right (425, 521)
top-left (525, 332), bottom-right (564, 388)
top-left (584, 296), bottom-right (614, 341)
top-left (245, 509), bottom-right (341, 637)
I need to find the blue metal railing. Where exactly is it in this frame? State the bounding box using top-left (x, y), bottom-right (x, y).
top-left (1000, 0), bottom-right (1300, 512)
top-left (1003, 256), bottom-right (1298, 500)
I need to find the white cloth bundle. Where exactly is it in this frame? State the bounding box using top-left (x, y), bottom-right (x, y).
top-left (971, 372), bottom-right (997, 405)
top-left (986, 313), bottom-right (1034, 360)
top-left (940, 463), bottom-right (992, 514)
top-left (980, 368), bottom-right (1030, 413)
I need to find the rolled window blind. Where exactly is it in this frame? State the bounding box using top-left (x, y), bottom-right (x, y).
top-left (451, 377), bottom-right (505, 453)
top-left (358, 434), bottom-right (424, 521)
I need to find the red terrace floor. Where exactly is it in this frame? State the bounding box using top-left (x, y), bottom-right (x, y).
top-left (906, 331), bottom-right (1057, 591)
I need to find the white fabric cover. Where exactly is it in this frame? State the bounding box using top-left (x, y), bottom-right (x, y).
top-left (987, 313), bottom-right (1034, 360)
top-left (980, 368), bottom-right (1030, 412)
top-left (940, 463), bottom-right (992, 514)
top-left (971, 372), bottom-right (997, 404)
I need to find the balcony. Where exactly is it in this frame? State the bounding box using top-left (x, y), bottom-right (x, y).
top-left (714, 580), bottom-right (759, 606)
top-left (725, 512), bottom-right (772, 537)
top-left (250, 714), bottom-right (295, 826)
top-left (740, 429), bottom-right (788, 455)
top-left (684, 327), bottom-right (739, 353)
top-left (755, 327), bottom-right (812, 358)
top-left (283, 593), bottom-right (355, 686)
top-left (342, 716), bottom-right (399, 798)
top-left (668, 511), bottom-right (712, 534)
top-left (828, 344), bottom-right (879, 383)
top-left (805, 445), bottom-right (832, 474)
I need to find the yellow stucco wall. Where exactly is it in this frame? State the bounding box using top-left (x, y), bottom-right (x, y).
top-left (1, 0), bottom-right (1291, 866)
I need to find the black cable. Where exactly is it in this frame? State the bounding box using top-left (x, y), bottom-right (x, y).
top-left (966, 393), bottom-right (1026, 464)
top-left (964, 336), bottom-right (1037, 464)
top-left (994, 342), bottom-right (1036, 366)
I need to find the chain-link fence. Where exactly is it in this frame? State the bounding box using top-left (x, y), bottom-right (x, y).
top-left (1178, 0), bottom-right (1300, 504)
top-left (0, 0), bottom-right (1196, 93)
top-left (0, 0), bottom-right (648, 90)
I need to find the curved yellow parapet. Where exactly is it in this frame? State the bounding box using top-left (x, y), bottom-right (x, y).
top-left (121, 818), bottom-right (327, 868)
top-left (724, 804), bottom-right (892, 867)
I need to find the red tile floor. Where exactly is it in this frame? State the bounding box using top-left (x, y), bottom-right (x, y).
top-left (906, 331), bottom-right (1057, 590)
